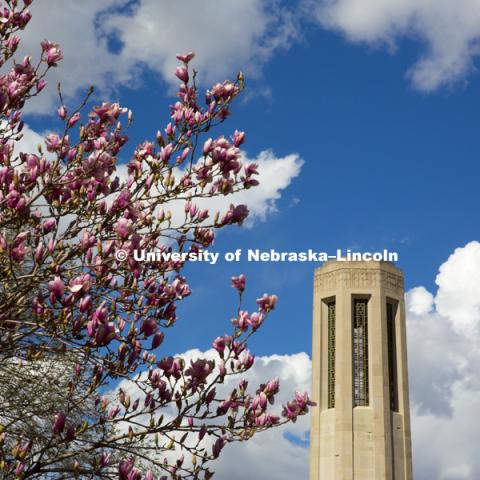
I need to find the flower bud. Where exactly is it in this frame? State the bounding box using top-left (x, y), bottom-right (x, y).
top-left (175, 66), bottom-right (189, 83)
top-left (231, 274), bottom-right (246, 292)
top-left (35, 241), bottom-right (44, 262)
top-left (68, 112), bottom-right (81, 127)
top-left (58, 105), bottom-right (67, 119)
top-left (233, 130), bottom-right (245, 147)
top-left (48, 276), bottom-right (65, 299)
top-left (52, 411), bottom-right (66, 434)
top-left (152, 332), bottom-right (164, 349)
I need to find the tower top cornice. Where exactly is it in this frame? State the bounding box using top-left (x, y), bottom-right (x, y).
top-left (314, 261), bottom-right (404, 293)
top-left (315, 260), bottom-right (403, 276)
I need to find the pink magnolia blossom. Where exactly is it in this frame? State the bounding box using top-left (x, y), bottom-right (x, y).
top-left (10, 242), bottom-right (28, 262)
top-left (41, 40), bottom-right (63, 66)
top-left (248, 312), bottom-right (263, 330)
top-left (58, 105), bottom-right (67, 119)
top-left (69, 274), bottom-right (92, 294)
top-left (68, 111), bottom-right (81, 127)
top-left (15, 463), bottom-right (25, 476)
top-left (34, 241), bottom-right (44, 262)
top-left (37, 79), bottom-right (47, 91)
top-left (233, 310), bottom-right (249, 330)
top-left (233, 130), bottom-right (245, 147)
top-left (241, 351), bottom-right (255, 369)
top-left (212, 336), bottom-right (227, 353)
top-left (52, 411), bottom-right (66, 434)
top-left (151, 331), bottom-right (164, 349)
top-left (114, 218), bottom-right (132, 239)
top-left (231, 273), bottom-right (246, 292)
top-left (140, 317), bottom-right (158, 337)
top-left (256, 293), bottom-right (277, 313)
top-left (45, 133), bottom-right (61, 152)
top-left (48, 276), bottom-right (65, 299)
top-left (176, 52), bottom-right (195, 63)
top-left (212, 437), bottom-right (226, 458)
top-left (99, 452), bottom-right (111, 468)
top-left (264, 377), bottom-right (280, 396)
top-left (41, 218), bottom-right (56, 233)
top-left (175, 66), bottom-right (189, 83)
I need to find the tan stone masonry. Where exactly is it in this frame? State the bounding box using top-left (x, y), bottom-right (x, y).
top-left (309, 261), bottom-right (413, 480)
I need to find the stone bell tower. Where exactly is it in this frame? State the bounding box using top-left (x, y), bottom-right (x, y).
top-left (309, 261), bottom-right (413, 480)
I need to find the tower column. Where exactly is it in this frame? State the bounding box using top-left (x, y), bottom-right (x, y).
top-left (370, 288), bottom-right (391, 479)
top-left (335, 283), bottom-right (353, 479)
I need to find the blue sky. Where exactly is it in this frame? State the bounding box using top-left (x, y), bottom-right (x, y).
top-left (98, 21), bottom-right (480, 358)
top-left (18, 1), bottom-right (480, 478)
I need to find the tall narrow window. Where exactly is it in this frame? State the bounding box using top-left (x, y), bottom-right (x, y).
top-left (353, 299), bottom-right (369, 406)
top-left (327, 301), bottom-right (336, 409)
top-left (387, 302), bottom-right (399, 411)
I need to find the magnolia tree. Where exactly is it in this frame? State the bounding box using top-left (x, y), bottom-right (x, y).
top-left (0, 1), bottom-right (314, 479)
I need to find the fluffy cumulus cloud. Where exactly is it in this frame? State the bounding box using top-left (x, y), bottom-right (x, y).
top-left (310, 0), bottom-right (480, 91)
top-left (12, 124), bottom-right (45, 157)
top-left (435, 242), bottom-right (480, 336)
top-left (103, 0), bottom-right (298, 88)
top-left (17, 0), bottom-right (297, 114)
top-left (406, 241), bottom-right (480, 479)
top-left (0, 121), bottom-right (45, 158)
top-left (192, 150), bottom-right (304, 226)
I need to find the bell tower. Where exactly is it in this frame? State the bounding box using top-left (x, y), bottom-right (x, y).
top-left (309, 261), bottom-right (413, 480)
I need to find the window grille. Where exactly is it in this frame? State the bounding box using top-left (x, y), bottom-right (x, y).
top-left (387, 302), bottom-right (399, 411)
top-left (327, 301), bottom-right (336, 409)
top-left (353, 299), bottom-right (369, 406)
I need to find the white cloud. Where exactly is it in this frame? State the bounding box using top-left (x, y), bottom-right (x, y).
top-left (17, 0), bottom-right (130, 114)
top-left (104, 0), bottom-right (298, 88)
top-left (13, 124), bottom-right (46, 157)
top-left (17, 0), bottom-right (297, 114)
top-left (411, 384), bottom-right (480, 480)
top-left (435, 242), bottom-right (480, 336)
top-left (405, 286), bottom-right (433, 316)
top-left (310, 0), bottom-right (480, 91)
top-left (406, 241), bottom-right (480, 479)
top-left (194, 150), bottom-right (304, 226)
